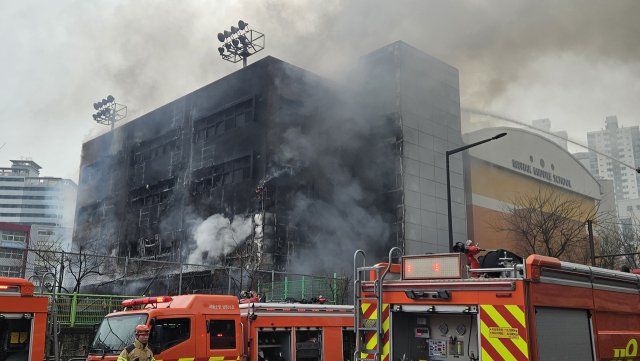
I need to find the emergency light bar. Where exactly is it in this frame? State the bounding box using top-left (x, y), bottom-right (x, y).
top-left (122, 296), bottom-right (173, 307)
top-left (402, 254), bottom-right (463, 280)
top-left (0, 285), bottom-right (20, 294)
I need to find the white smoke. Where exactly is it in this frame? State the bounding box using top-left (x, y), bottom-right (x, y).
top-left (187, 214), bottom-right (252, 264)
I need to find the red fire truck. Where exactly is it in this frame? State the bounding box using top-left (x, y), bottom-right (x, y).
top-left (0, 277), bottom-right (48, 361)
top-left (86, 295), bottom-right (354, 361)
top-left (354, 245), bottom-right (640, 361)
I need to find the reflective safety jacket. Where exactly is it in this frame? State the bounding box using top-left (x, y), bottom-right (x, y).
top-left (117, 339), bottom-right (155, 361)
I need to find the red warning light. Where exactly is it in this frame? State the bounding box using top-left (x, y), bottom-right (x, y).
top-left (217, 333), bottom-right (223, 337)
top-left (0, 285), bottom-right (19, 292)
top-left (402, 255), bottom-right (462, 280)
top-left (122, 296), bottom-right (173, 307)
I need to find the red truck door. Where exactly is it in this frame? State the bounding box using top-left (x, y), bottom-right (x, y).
top-left (206, 315), bottom-right (242, 361)
top-left (151, 315), bottom-right (196, 360)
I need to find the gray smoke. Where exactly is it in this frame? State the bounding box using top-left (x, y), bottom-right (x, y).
top-left (4, 1), bottom-right (640, 180)
top-left (187, 214), bottom-right (252, 264)
top-left (7, 0), bottom-right (640, 283)
top-left (82, 0), bottom-right (640, 119)
top-left (264, 76), bottom-right (394, 274)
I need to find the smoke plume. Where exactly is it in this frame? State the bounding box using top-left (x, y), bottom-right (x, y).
top-left (187, 214), bottom-right (252, 264)
top-left (4, 1), bottom-right (640, 180)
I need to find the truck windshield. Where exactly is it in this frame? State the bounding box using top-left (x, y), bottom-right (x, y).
top-left (90, 314), bottom-right (149, 355)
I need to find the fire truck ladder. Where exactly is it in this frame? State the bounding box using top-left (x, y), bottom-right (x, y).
top-left (353, 248), bottom-right (402, 361)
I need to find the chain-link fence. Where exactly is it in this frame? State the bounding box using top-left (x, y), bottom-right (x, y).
top-left (0, 246), bottom-right (352, 307)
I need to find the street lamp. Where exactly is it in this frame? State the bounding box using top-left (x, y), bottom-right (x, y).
top-left (217, 20), bottom-right (265, 68)
top-left (446, 132), bottom-right (507, 252)
top-left (92, 95), bottom-right (127, 130)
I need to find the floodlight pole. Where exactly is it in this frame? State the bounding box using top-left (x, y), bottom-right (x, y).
top-left (218, 21), bottom-right (264, 68)
top-left (92, 98), bottom-right (126, 130)
top-left (447, 132), bottom-right (507, 252)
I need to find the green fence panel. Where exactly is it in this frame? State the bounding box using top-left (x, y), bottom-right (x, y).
top-left (46, 293), bottom-right (140, 327)
top-left (270, 280), bottom-right (286, 301)
top-left (257, 277), bottom-right (346, 304)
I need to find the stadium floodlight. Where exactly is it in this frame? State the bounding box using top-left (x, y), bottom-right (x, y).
top-left (216, 20), bottom-right (265, 68)
top-left (91, 95), bottom-right (127, 130)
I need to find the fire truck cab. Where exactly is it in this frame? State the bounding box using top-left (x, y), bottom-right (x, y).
top-left (87, 295), bottom-right (354, 361)
top-left (0, 277), bottom-right (48, 361)
top-left (354, 247), bottom-right (640, 361)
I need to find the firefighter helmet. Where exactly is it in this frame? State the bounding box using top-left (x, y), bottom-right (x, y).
top-left (135, 325), bottom-right (150, 335)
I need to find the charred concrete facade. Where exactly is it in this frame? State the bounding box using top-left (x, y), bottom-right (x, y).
top-left (74, 41), bottom-right (463, 271)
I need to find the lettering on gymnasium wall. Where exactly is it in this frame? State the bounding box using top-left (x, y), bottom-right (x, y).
top-left (511, 159), bottom-right (572, 188)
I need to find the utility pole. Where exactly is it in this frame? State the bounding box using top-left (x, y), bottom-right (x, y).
top-left (588, 220), bottom-right (595, 266)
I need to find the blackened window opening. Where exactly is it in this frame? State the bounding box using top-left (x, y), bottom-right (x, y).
top-left (77, 202), bottom-right (102, 225)
top-left (195, 98), bottom-right (254, 142)
top-left (134, 134), bottom-right (179, 164)
top-left (129, 178), bottom-right (175, 209)
top-left (192, 154), bottom-right (253, 194)
top-left (81, 159), bottom-right (109, 184)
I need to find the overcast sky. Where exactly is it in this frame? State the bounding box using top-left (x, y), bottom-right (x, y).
top-left (1, 0), bottom-right (639, 183)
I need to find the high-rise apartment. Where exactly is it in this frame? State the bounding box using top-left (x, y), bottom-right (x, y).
top-left (618, 198), bottom-right (640, 233)
top-left (587, 116), bottom-right (640, 201)
top-left (0, 160), bottom-right (77, 250)
top-left (573, 152), bottom-right (591, 170)
top-left (532, 118), bottom-right (569, 150)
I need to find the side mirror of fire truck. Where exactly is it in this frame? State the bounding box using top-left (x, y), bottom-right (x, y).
top-left (154, 324), bottom-right (164, 340)
top-left (206, 320), bottom-right (210, 333)
top-left (152, 325), bottom-right (164, 355)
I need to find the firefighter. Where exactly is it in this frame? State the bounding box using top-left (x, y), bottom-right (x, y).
top-left (117, 325), bottom-right (155, 361)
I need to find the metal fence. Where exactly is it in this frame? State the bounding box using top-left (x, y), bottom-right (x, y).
top-left (1, 246), bottom-right (352, 312)
top-left (41, 273), bottom-right (347, 327)
top-left (44, 292), bottom-right (137, 327)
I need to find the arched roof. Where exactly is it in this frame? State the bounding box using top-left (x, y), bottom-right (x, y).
top-left (463, 126), bottom-right (602, 199)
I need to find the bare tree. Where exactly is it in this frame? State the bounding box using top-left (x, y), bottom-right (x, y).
top-left (317, 269), bottom-right (352, 305)
top-left (27, 235), bottom-right (67, 292)
top-left (226, 240), bottom-right (269, 296)
top-left (64, 238), bottom-right (113, 293)
top-left (493, 184), bottom-right (600, 263)
top-left (595, 213), bottom-right (640, 270)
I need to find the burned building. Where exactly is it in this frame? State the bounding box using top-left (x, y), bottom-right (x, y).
top-left (73, 41), bottom-right (464, 273)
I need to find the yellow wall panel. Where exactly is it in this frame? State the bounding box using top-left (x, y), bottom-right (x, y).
top-left (467, 158), bottom-right (597, 222)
